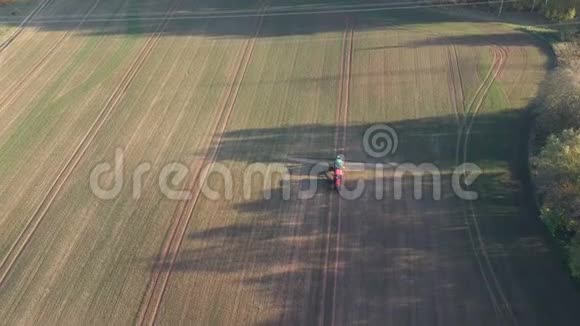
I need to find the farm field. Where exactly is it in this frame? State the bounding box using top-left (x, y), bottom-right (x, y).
top-left (0, 0), bottom-right (579, 325)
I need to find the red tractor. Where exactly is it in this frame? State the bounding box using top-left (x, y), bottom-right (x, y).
top-left (333, 167), bottom-right (343, 189)
top-left (329, 154), bottom-right (345, 190)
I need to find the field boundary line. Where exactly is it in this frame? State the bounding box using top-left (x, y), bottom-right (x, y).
top-left (0, 0), bottom-right (51, 53)
top-left (0, 0), bottom-right (103, 116)
top-left (135, 7), bottom-right (267, 325)
top-left (0, 2), bottom-right (180, 289)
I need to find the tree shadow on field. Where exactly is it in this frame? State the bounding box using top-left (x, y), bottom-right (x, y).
top-left (410, 32), bottom-right (544, 48)
top-left (405, 30), bottom-right (557, 69)
top-left (0, 0), bottom-right (459, 37)
top-left (0, 0), bottom-right (561, 41)
top-left (148, 110), bottom-right (580, 325)
top-left (195, 111), bottom-right (523, 169)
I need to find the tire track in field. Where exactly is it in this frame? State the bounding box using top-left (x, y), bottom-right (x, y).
top-left (0, 0), bottom-right (102, 116)
top-left (463, 45), bottom-right (509, 165)
top-left (135, 8), bottom-right (267, 326)
top-left (355, 23), bottom-right (514, 323)
top-left (0, 40), bottom-right (123, 203)
top-left (317, 24), bottom-right (346, 326)
top-left (331, 22), bottom-right (353, 326)
top-left (0, 0), bottom-right (52, 53)
top-left (455, 46), bottom-right (500, 165)
top-left (465, 44), bottom-right (518, 326)
top-left (0, 3), bottom-right (142, 198)
top-left (447, 44), bottom-right (465, 124)
top-left (0, 1), bottom-right (182, 289)
top-left (276, 175), bottom-right (309, 325)
top-left (455, 44), bottom-right (517, 325)
top-left (506, 45), bottom-right (528, 102)
top-left (0, 0), bottom-right (134, 141)
top-left (319, 18), bottom-right (353, 326)
top-left (453, 44), bottom-right (466, 117)
top-left (457, 45), bottom-right (505, 321)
